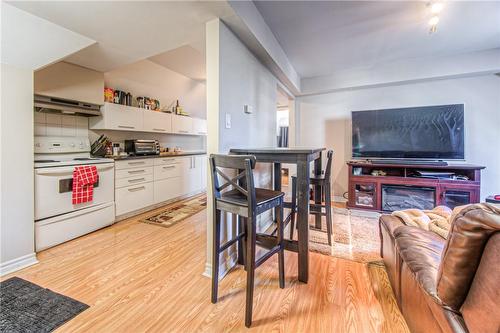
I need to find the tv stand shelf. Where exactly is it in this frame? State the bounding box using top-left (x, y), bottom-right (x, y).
top-left (347, 160), bottom-right (485, 212)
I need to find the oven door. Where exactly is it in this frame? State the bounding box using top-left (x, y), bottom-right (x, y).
top-left (35, 163), bottom-right (115, 220)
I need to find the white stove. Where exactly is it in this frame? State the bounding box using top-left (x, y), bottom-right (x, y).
top-left (34, 136), bottom-right (116, 251)
top-left (34, 136), bottom-right (114, 168)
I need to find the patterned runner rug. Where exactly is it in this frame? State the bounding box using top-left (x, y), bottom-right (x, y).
top-left (306, 208), bottom-right (382, 263)
top-left (141, 195), bottom-right (207, 228)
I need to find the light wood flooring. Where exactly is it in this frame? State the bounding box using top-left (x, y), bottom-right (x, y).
top-left (3, 202), bottom-right (408, 332)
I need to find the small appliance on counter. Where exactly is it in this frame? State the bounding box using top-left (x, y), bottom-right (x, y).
top-left (125, 139), bottom-right (160, 156)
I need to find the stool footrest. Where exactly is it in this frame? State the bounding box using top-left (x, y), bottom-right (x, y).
top-left (255, 245), bottom-right (281, 268)
top-left (219, 232), bottom-right (245, 252)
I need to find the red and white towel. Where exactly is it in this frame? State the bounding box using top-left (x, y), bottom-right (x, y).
top-left (72, 165), bottom-right (99, 205)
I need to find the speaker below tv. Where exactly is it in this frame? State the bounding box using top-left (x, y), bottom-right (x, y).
top-left (352, 104), bottom-right (464, 162)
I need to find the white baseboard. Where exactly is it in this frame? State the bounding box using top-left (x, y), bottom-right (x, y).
top-left (0, 253), bottom-right (38, 276)
top-left (203, 251), bottom-right (238, 280)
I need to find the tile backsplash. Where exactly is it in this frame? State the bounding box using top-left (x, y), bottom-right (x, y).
top-left (34, 113), bottom-right (88, 138)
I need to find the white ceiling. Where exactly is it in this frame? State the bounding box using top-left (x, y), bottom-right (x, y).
top-left (8, 1), bottom-right (235, 72)
top-left (149, 45), bottom-right (206, 81)
top-left (1, 3), bottom-right (95, 70)
top-left (254, 1), bottom-right (500, 78)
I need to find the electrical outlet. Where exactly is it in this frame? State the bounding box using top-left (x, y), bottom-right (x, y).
top-left (225, 113), bottom-right (231, 129)
top-left (244, 105), bottom-right (253, 114)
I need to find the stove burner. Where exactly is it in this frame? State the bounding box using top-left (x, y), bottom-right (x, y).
top-left (35, 160), bottom-right (59, 163)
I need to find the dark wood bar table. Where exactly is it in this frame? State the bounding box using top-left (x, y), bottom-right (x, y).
top-left (230, 147), bottom-right (325, 283)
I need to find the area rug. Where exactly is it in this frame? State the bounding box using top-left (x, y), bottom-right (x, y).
top-left (141, 195), bottom-right (207, 228)
top-left (0, 277), bottom-right (89, 333)
top-left (307, 208), bottom-right (382, 263)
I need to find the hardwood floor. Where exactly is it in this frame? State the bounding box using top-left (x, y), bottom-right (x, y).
top-left (3, 202), bottom-right (408, 332)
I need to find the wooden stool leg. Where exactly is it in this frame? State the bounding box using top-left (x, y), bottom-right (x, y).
top-left (237, 216), bottom-right (247, 267)
top-left (245, 214), bottom-right (257, 328)
top-left (211, 209), bottom-right (221, 303)
top-left (290, 177), bottom-right (297, 240)
top-left (325, 184), bottom-right (332, 246)
top-left (277, 204), bottom-right (285, 289)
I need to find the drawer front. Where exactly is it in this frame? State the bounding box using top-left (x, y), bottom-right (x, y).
top-left (154, 177), bottom-right (182, 204)
top-left (143, 111), bottom-right (172, 133)
top-left (154, 164), bottom-right (181, 181)
top-left (153, 157), bottom-right (181, 166)
top-left (116, 174), bottom-right (154, 188)
top-left (115, 159), bottom-right (154, 170)
top-left (115, 182), bottom-right (154, 216)
top-left (115, 166), bottom-right (153, 179)
top-left (172, 115), bottom-right (193, 134)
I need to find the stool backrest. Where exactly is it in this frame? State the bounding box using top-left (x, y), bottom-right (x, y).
top-left (209, 154), bottom-right (257, 210)
top-left (324, 150), bottom-right (334, 181)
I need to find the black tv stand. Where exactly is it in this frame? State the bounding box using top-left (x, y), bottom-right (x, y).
top-left (369, 159), bottom-right (448, 166)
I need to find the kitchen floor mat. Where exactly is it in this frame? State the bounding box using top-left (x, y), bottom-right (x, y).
top-left (0, 277), bottom-right (89, 333)
top-left (141, 195), bottom-right (207, 228)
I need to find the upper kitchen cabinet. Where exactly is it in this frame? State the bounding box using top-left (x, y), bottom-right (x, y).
top-left (172, 115), bottom-right (193, 135)
top-left (34, 62), bottom-right (104, 105)
top-left (143, 111), bottom-right (172, 133)
top-left (89, 102), bottom-right (143, 131)
top-left (192, 118), bottom-right (207, 135)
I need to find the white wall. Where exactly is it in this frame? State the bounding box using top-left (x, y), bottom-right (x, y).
top-left (205, 19), bottom-right (278, 278)
top-left (297, 74), bottom-right (500, 201)
top-left (104, 60), bottom-right (206, 118)
top-left (218, 21), bottom-right (277, 152)
top-left (0, 64), bottom-right (38, 274)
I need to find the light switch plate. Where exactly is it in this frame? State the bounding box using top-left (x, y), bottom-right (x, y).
top-left (244, 105), bottom-right (253, 114)
top-left (225, 113), bottom-right (231, 129)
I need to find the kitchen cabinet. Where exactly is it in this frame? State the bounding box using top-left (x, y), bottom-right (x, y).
top-left (115, 159), bottom-right (154, 216)
top-left (90, 103), bottom-right (143, 131)
top-left (35, 61), bottom-right (104, 105)
top-left (192, 118), bottom-right (207, 135)
top-left (115, 182), bottom-right (154, 216)
top-left (143, 111), bottom-right (172, 133)
top-left (90, 102), bottom-right (206, 135)
top-left (115, 155), bottom-right (206, 217)
top-left (172, 115), bottom-right (193, 135)
top-left (180, 155), bottom-right (207, 195)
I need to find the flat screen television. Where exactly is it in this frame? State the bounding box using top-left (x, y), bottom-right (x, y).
top-left (352, 104), bottom-right (464, 160)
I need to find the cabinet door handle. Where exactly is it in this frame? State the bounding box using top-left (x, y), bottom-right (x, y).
top-left (128, 161), bottom-right (145, 165)
top-left (128, 169), bottom-right (145, 174)
top-left (128, 177), bottom-right (146, 183)
top-left (179, 130), bottom-right (189, 133)
top-left (118, 125), bottom-right (135, 129)
top-left (128, 186), bottom-right (145, 192)
top-left (163, 166), bottom-right (175, 169)
top-left (153, 128), bottom-right (166, 132)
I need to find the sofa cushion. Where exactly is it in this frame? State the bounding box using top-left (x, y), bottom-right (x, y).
top-left (394, 226), bottom-right (446, 301)
top-left (380, 215), bottom-right (404, 237)
top-left (437, 203), bottom-right (500, 311)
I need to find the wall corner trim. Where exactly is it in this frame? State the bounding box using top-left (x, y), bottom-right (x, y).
top-left (0, 253), bottom-right (38, 276)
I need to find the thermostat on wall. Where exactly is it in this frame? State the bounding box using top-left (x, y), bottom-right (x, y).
top-left (244, 105), bottom-right (253, 114)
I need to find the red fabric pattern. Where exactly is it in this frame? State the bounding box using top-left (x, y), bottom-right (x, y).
top-left (72, 165), bottom-right (99, 205)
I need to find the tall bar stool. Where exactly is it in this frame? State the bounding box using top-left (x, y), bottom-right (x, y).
top-left (209, 154), bottom-right (286, 328)
top-left (290, 150), bottom-right (334, 245)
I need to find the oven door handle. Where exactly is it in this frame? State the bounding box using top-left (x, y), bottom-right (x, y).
top-left (36, 163), bottom-right (114, 175)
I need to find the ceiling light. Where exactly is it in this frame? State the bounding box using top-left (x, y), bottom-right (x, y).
top-left (429, 16), bottom-right (440, 26)
top-left (430, 2), bottom-right (444, 14)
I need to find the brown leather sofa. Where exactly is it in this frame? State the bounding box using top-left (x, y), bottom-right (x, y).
top-left (379, 203), bottom-right (500, 333)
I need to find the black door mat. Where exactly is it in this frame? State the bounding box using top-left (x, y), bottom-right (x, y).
top-left (0, 277), bottom-right (89, 333)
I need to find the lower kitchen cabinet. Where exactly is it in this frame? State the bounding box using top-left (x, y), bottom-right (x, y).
top-left (115, 182), bottom-right (154, 215)
top-left (154, 178), bottom-right (182, 204)
top-left (115, 155), bottom-right (207, 218)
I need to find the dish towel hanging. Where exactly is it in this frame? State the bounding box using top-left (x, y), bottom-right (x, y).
top-left (72, 165), bottom-right (99, 205)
